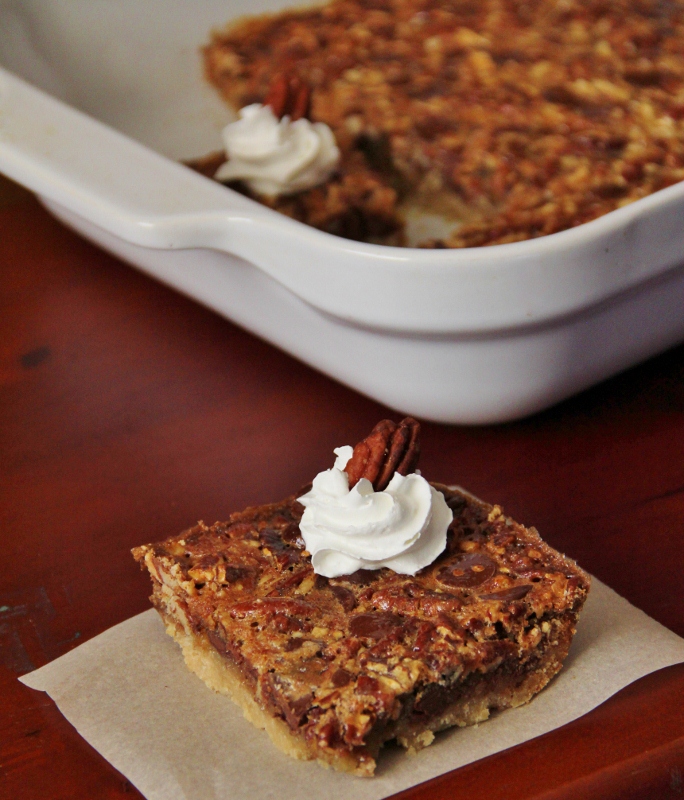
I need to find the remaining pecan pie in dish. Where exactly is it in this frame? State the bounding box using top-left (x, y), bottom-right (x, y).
top-left (133, 419), bottom-right (589, 776)
top-left (196, 0), bottom-right (684, 247)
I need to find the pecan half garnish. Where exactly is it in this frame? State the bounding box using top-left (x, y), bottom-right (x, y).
top-left (264, 73), bottom-right (311, 121)
top-left (345, 418), bottom-right (420, 492)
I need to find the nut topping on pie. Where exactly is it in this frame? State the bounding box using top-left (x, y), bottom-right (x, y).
top-left (264, 73), bottom-right (311, 121)
top-left (345, 417), bottom-right (421, 492)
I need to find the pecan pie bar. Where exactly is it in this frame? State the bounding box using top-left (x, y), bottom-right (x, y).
top-left (133, 421), bottom-right (589, 776)
top-left (202, 0), bottom-right (684, 247)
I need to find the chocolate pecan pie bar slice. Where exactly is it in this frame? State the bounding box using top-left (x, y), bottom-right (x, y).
top-left (133, 473), bottom-right (589, 775)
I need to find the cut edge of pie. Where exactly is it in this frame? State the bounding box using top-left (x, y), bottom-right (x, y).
top-left (156, 598), bottom-right (577, 776)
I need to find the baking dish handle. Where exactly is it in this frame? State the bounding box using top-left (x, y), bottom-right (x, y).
top-left (0, 68), bottom-right (297, 246)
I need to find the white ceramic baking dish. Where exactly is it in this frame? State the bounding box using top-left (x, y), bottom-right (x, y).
top-left (1, 0), bottom-right (684, 423)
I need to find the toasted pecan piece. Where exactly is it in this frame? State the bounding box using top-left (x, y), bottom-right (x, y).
top-left (345, 417), bottom-right (421, 491)
top-left (264, 73), bottom-right (311, 121)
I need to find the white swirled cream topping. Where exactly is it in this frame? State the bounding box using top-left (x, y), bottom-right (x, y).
top-left (297, 446), bottom-right (452, 578)
top-left (214, 104), bottom-right (340, 197)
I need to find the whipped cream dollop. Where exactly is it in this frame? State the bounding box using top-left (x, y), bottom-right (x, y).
top-left (214, 104), bottom-right (340, 197)
top-left (297, 446), bottom-right (452, 578)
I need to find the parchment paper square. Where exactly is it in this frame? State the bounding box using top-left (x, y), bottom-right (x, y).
top-left (20, 579), bottom-right (684, 800)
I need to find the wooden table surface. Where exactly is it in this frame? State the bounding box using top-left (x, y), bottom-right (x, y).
top-left (1, 174), bottom-right (683, 800)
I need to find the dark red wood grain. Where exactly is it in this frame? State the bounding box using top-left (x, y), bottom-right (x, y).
top-left (1, 181), bottom-right (683, 799)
